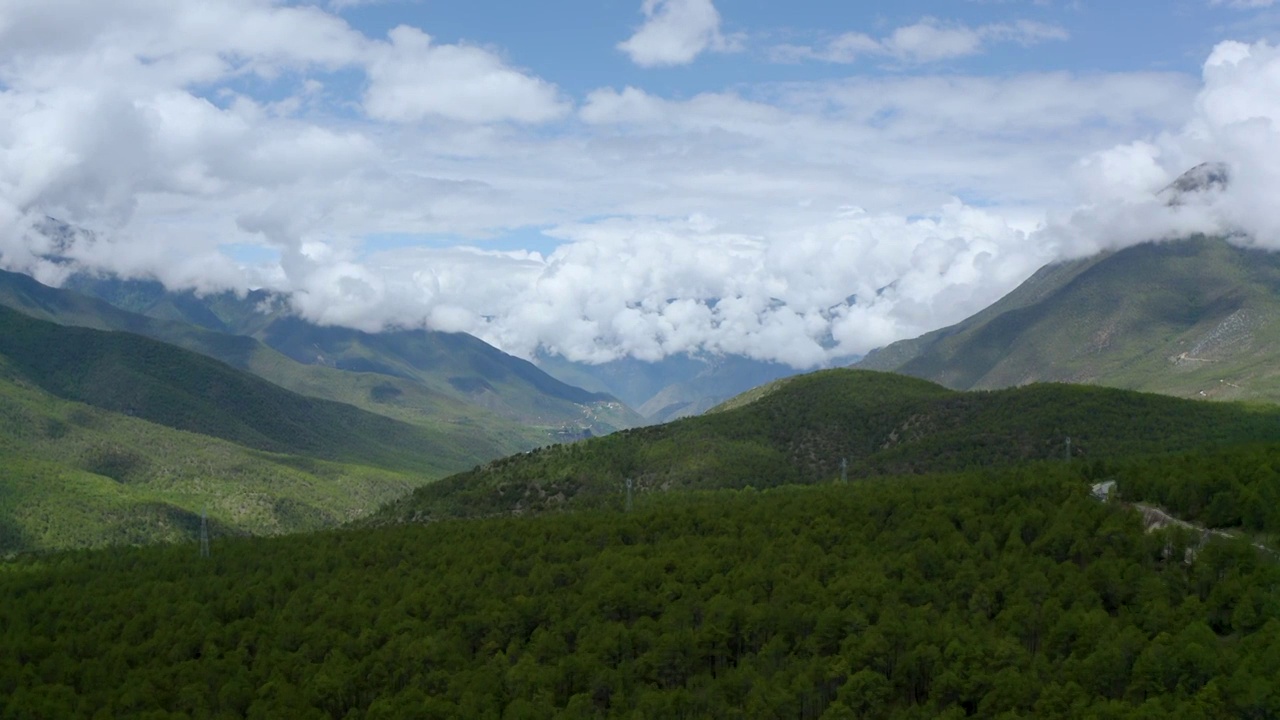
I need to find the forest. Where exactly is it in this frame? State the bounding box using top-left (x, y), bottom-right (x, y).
top-left (376, 370), bottom-right (1280, 524)
top-left (3, 460), bottom-right (1279, 719)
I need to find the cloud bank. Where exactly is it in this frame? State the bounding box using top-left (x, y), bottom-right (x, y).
top-left (0, 1), bottom-right (1278, 369)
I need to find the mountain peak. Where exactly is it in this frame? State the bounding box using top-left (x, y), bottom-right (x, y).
top-left (1160, 161), bottom-right (1230, 205)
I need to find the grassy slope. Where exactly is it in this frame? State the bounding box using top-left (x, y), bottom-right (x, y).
top-left (373, 368), bottom-right (1280, 523)
top-left (0, 305), bottom-right (487, 474)
top-left (257, 317), bottom-right (643, 432)
top-left (859, 237), bottom-right (1280, 402)
top-left (1, 269), bottom-right (562, 455)
top-left (0, 373), bottom-right (418, 555)
top-left (61, 273), bottom-right (644, 433)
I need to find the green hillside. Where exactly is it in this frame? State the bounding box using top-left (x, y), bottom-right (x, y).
top-left (0, 305), bottom-right (491, 474)
top-left (374, 369), bottom-right (1280, 524)
top-left (62, 273), bottom-right (643, 433)
top-left (258, 316), bottom-right (640, 431)
top-left (858, 236), bottom-right (1280, 402)
top-left (4, 465), bottom-right (1279, 718)
top-left (0, 374), bottom-right (419, 555)
top-left (3, 269), bottom-right (625, 450)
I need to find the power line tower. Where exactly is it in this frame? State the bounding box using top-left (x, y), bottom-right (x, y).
top-left (624, 478), bottom-right (633, 513)
top-left (840, 457), bottom-right (848, 484)
top-left (199, 506), bottom-right (210, 558)
top-left (1064, 436), bottom-right (1072, 462)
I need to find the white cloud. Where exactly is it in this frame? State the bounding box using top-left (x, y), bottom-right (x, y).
top-left (1037, 40), bottom-right (1280, 260)
top-left (342, 204), bottom-right (1046, 364)
top-left (363, 26), bottom-right (569, 124)
top-left (5, 2), bottom-right (1280, 369)
top-left (775, 17), bottom-right (1068, 64)
top-left (617, 0), bottom-right (733, 67)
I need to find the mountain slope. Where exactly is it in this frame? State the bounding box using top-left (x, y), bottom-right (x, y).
top-left (0, 305), bottom-right (480, 474)
top-left (0, 370), bottom-right (420, 554)
top-left (373, 368), bottom-right (1280, 523)
top-left (1, 269), bottom-right (628, 455)
top-left (858, 236), bottom-right (1280, 402)
top-left (63, 273), bottom-right (642, 433)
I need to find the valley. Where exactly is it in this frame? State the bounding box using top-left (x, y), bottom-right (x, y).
top-left (6, 2), bottom-right (1280, 715)
top-left (4, 265), bottom-right (1280, 716)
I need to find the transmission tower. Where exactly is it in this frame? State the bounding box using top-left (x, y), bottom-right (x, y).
top-left (1064, 436), bottom-right (1072, 462)
top-left (199, 506), bottom-right (210, 558)
top-left (624, 478), bottom-right (633, 513)
top-left (840, 457), bottom-right (848, 484)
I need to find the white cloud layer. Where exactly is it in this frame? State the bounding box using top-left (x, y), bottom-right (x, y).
top-left (1, 1), bottom-right (1279, 369)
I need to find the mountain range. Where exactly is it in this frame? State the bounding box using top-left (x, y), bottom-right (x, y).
top-left (0, 304), bottom-right (475, 553)
top-left (60, 273), bottom-right (641, 434)
top-left (0, 269), bottom-right (643, 553)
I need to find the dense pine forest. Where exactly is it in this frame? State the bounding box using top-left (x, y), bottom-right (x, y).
top-left (5, 369), bottom-right (1280, 717)
top-left (4, 460), bottom-right (1280, 719)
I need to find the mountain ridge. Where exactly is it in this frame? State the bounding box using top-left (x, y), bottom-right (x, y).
top-left (857, 236), bottom-right (1280, 402)
top-left (372, 368), bottom-right (1280, 525)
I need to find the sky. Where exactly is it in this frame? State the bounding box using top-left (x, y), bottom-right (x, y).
top-left (2, 0), bottom-right (1280, 367)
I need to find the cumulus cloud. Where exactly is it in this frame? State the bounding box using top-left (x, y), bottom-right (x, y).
top-left (617, 0), bottom-right (734, 67)
top-left (0, 0), bottom-right (566, 291)
top-left (1043, 39), bottom-right (1280, 259)
top-left (363, 26), bottom-right (569, 124)
top-left (774, 18), bottom-right (1068, 64)
top-left (335, 208), bottom-right (1042, 364)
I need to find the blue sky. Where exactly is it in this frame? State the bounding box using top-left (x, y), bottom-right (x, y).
top-left (2, 0), bottom-right (1280, 365)
top-left (334, 1), bottom-right (1256, 89)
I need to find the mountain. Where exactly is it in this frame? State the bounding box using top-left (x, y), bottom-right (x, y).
top-left (372, 368), bottom-right (1280, 523)
top-left (535, 352), bottom-right (802, 423)
top-left (0, 304), bottom-right (475, 473)
top-left (0, 306), bottom-right (547, 553)
top-left (0, 269), bottom-right (556, 459)
top-left (8, 270), bottom-right (641, 436)
top-left (0, 371), bottom-right (420, 554)
top-left (857, 235), bottom-right (1280, 402)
